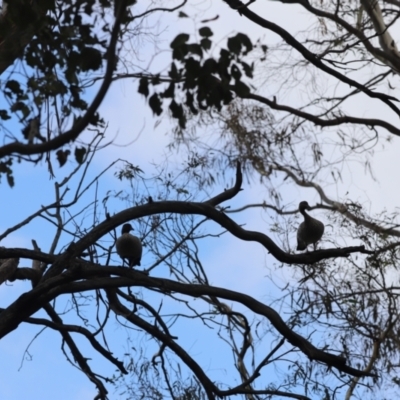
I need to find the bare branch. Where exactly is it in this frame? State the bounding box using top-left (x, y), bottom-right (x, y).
top-left (43, 303), bottom-right (109, 399)
top-left (23, 313), bottom-right (127, 375)
top-left (223, 0), bottom-right (400, 116)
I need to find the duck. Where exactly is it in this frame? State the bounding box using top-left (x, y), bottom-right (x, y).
top-left (116, 223), bottom-right (142, 267)
top-left (297, 201), bottom-right (324, 251)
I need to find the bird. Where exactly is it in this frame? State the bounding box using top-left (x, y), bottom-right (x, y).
top-left (297, 201), bottom-right (324, 251)
top-left (116, 223), bottom-right (142, 267)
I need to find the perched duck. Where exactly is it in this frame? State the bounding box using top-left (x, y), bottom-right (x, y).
top-left (297, 201), bottom-right (324, 251)
top-left (116, 223), bottom-right (142, 267)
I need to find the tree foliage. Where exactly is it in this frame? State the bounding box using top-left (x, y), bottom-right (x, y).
top-left (2, 0), bottom-right (400, 399)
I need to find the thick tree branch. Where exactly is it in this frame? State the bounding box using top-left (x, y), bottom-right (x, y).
top-left (68, 202), bottom-right (372, 265)
top-left (46, 268), bottom-right (375, 378)
top-left (0, 263), bottom-right (374, 386)
top-left (0, 248), bottom-right (55, 264)
top-left (0, 258), bottom-right (19, 284)
top-left (40, 162), bottom-right (373, 281)
top-left (106, 288), bottom-right (217, 400)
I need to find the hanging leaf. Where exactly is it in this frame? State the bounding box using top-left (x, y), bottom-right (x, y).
top-left (56, 149), bottom-right (71, 167)
top-left (149, 93), bottom-right (162, 115)
top-left (199, 27), bottom-right (213, 38)
top-left (138, 77), bottom-right (149, 97)
top-left (75, 147), bottom-right (87, 164)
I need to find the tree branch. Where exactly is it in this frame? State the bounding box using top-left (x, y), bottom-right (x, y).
top-left (47, 268), bottom-right (376, 378)
top-left (223, 0), bottom-right (400, 117)
top-left (272, 164), bottom-right (400, 238)
top-left (43, 303), bottom-right (108, 399)
top-left (244, 92), bottom-right (400, 137)
top-left (23, 313), bottom-right (127, 374)
top-left (106, 288), bottom-right (218, 400)
top-left (205, 160), bottom-right (243, 206)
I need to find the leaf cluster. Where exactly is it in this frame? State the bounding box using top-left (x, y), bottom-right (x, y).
top-left (139, 28), bottom-right (257, 130)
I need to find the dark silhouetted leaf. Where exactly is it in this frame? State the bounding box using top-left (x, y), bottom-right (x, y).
top-left (231, 64), bottom-right (242, 81)
top-left (234, 81), bottom-right (250, 97)
top-left (185, 58), bottom-right (201, 89)
top-left (227, 33), bottom-right (253, 56)
top-left (0, 110), bottom-right (11, 120)
top-left (0, 160), bottom-right (14, 188)
top-left (241, 61), bottom-right (254, 78)
top-left (7, 174), bottom-right (14, 188)
top-left (170, 33), bottom-right (190, 49)
top-left (185, 91), bottom-right (198, 115)
top-left (80, 47), bottom-right (102, 71)
top-left (56, 149), bottom-right (71, 167)
top-left (178, 11), bottom-right (188, 18)
top-left (149, 93), bottom-right (162, 115)
top-left (171, 34), bottom-right (190, 60)
top-left (138, 77), bottom-right (149, 97)
top-left (5, 80), bottom-right (22, 94)
top-left (169, 63), bottom-right (180, 79)
top-left (200, 38), bottom-right (212, 51)
top-left (161, 83), bottom-right (175, 98)
top-left (202, 58), bottom-right (218, 74)
top-left (75, 147), bottom-right (87, 164)
top-left (199, 27), bottom-right (213, 38)
top-left (169, 100), bottom-right (186, 129)
top-left (187, 44), bottom-right (203, 57)
top-left (261, 44), bottom-right (268, 54)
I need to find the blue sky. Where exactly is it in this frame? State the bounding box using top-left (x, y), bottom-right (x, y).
top-left (2, 1), bottom-right (400, 399)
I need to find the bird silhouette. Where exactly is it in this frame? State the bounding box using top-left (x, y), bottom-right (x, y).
top-left (297, 201), bottom-right (324, 251)
top-left (116, 223), bottom-right (142, 267)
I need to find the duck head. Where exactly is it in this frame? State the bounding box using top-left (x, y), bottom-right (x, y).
top-left (121, 223), bottom-right (134, 234)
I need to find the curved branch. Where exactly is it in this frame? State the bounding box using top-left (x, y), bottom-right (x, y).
top-left (223, 0), bottom-right (400, 117)
top-left (0, 261), bottom-right (375, 384)
top-left (0, 248), bottom-right (55, 263)
top-left (244, 92), bottom-right (400, 137)
top-left (106, 288), bottom-right (217, 400)
top-left (277, 0), bottom-right (400, 71)
top-left (205, 160), bottom-right (243, 206)
top-left (43, 188), bottom-right (374, 280)
top-left (132, 0), bottom-right (187, 19)
top-left (272, 164), bottom-right (400, 238)
top-left (48, 269), bottom-right (376, 378)
top-left (69, 202), bottom-right (373, 265)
